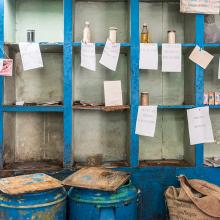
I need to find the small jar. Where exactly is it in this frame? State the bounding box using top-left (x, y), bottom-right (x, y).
top-left (168, 30), bottom-right (176, 44)
top-left (83, 21), bottom-right (91, 43)
top-left (27, 30), bottom-right (35, 42)
top-left (109, 27), bottom-right (118, 43)
top-left (141, 24), bottom-right (149, 43)
top-left (140, 92), bottom-right (149, 106)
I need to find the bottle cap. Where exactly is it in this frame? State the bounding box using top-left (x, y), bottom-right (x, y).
top-left (109, 27), bottom-right (118, 30)
top-left (85, 21), bottom-right (90, 25)
top-left (143, 23), bottom-right (148, 27)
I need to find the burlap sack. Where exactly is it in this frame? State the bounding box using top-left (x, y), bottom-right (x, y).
top-left (165, 176), bottom-right (220, 220)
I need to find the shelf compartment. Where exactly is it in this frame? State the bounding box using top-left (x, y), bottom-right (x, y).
top-left (73, 104), bottom-right (130, 112)
top-left (140, 1), bottom-right (195, 44)
top-left (4, 49), bottom-right (63, 105)
top-left (73, 1), bottom-right (129, 43)
top-left (4, 0), bottom-right (63, 43)
top-left (2, 105), bottom-right (64, 112)
top-left (139, 109), bottom-right (195, 166)
top-left (73, 111), bottom-right (129, 164)
top-left (3, 112), bottom-right (64, 166)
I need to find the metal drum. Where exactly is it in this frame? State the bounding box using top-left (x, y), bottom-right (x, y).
top-left (0, 187), bottom-right (67, 220)
top-left (68, 182), bottom-right (138, 220)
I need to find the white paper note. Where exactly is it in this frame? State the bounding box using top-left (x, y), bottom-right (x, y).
top-left (162, 44), bottom-right (182, 72)
top-left (135, 106), bottom-right (157, 137)
top-left (189, 46), bottom-right (213, 69)
top-left (139, 43), bottom-right (158, 70)
top-left (99, 39), bottom-right (120, 71)
top-left (16, 101), bottom-right (25, 106)
top-left (104, 81), bottom-right (123, 106)
top-left (218, 57), bottom-right (220, 79)
top-left (81, 42), bottom-right (96, 71)
top-left (0, 59), bottom-right (13, 76)
top-left (19, 43), bottom-right (43, 71)
top-left (187, 106), bottom-right (214, 145)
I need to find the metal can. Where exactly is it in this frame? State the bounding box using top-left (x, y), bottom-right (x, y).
top-left (168, 30), bottom-right (176, 44)
top-left (140, 92), bottom-right (149, 106)
top-left (208, 92), bottom-right (215, 105)
top-left (27, 30), bottom-right (35, 42)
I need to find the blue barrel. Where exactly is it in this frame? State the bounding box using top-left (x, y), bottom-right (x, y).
top-left (0, 187), bottom-right (67, 220)
top-left (68, 182), bottom-right (138, 220)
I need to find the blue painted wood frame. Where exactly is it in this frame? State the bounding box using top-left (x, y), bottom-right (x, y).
top-left (130, 0), bottom-right (139, 167)
top-left (0, 0), bottom-right (4, 169)
top-left (63, 0), bottom-right (73, 168)
top-left (195, 14), bottom-right (205, 167)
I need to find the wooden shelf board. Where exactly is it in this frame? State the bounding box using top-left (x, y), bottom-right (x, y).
top-left (139, 159), bottom-right (192, 167)
top-left (72, 104), bottom-right (130, 112)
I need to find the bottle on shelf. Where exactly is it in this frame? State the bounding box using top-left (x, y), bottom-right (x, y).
top-left (141, 24), bottom-right (150, 43)
top-left (83, 21), bottom-right (91, 43)
top-left (109, 27), bottom-right (118, 43)
top-left (168, 30), bottom-right (176, 44)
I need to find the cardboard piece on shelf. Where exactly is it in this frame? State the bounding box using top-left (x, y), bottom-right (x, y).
top-left (135, 105), bottom-right (158, 137)
top-left (0, 59), bottom-right (13, 76)
top-left (189, 46), bottom-right (213, 69)
top-left (0, 173), bottom-right (62, 195)
top-left (62, 167), bottom-right (130, 191)
top-left (139, 43), bottom-right (158, 70)
top-left (99, 39), bottom-right (120, 71)
top-left (180, 0), bottom-right (220, 14)
top-left (81, 42), bottom-right (96, 71)
top-left (104, 81), bottom-right (123, 106)
top-left (162, 44), bottom-right (182, 72)
top-left (19, 43), bottom-right (43, 71)
top-left (187, 106), bottom-right (214, 145)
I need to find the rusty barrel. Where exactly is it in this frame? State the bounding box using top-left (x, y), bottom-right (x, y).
top-left (0, 187), bottom-right (67, 220)
top-left (68, 182), bottom-right (138, 220)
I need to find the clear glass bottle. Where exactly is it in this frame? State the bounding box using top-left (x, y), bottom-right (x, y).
top-left (141, 24), bottom-right (149, 43)
top-left (83, 21), bottom-right (91, 43)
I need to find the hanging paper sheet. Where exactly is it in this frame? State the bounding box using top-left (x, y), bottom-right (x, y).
top-left (139, 43), bottom-right (158, 70)
top-left (19, 43), bottom-right (43, 71)
top-left (135, 106), bottom-right (157, 137)
top-left (187, 106), bottom-right (214, 145)
top-left (99, 39), bottom-right (120, 71)
top-left (81, 42), bottom-right (96, 71)
top-left (180, 0), bottom-right (220, 14)
top-left (0, 59), bottom-right (13, 76)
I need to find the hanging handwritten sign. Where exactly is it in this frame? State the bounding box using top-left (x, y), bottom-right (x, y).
top-left (81, 42), bottom-right (96, 71)
top-left (162, 44), bottom-right (182, 72)
top-left (135, 106), bottom-right (157, 137)
top-left (180, 0), bottom-right (220, 14)
top-left (187, 106), bottom-right (214, 145)
top-left (139, 43), bottom-right (158, 70)
top-left (19, 43), bottom-right (43, 71)
top-left (99, 39), bottom-right (120, 71)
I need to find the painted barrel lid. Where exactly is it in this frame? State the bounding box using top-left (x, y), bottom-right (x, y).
top-left (68, 181), bottom-right (137, 206)
top-left (63, 167), bottom-right (130, 191)
top-left (0, 173), bottom-right (62, 195)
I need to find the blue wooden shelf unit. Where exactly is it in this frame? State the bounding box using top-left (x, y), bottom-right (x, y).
top-left (1, 0), bottom-right (220, 219)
